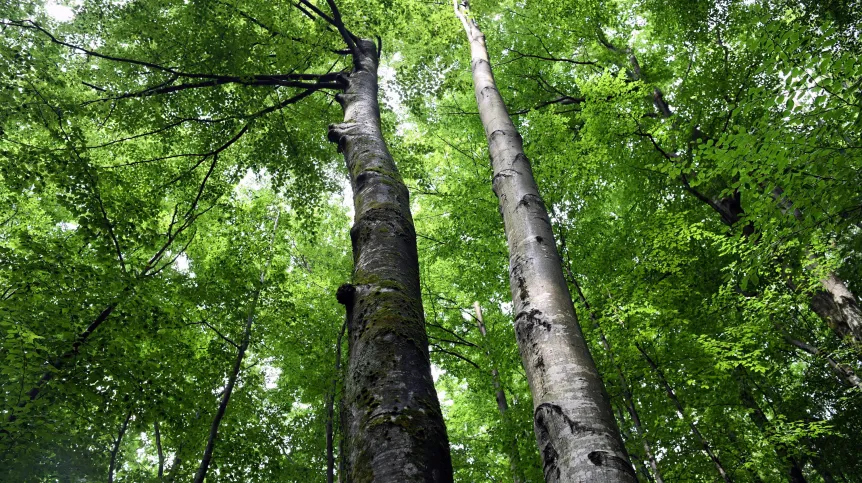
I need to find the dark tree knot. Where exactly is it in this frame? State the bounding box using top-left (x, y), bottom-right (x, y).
top-left (336, 283), bottom-right (356, 306)
top-left (588, 451), bottom-right (637, 477)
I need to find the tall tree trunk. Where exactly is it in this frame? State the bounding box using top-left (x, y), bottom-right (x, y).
top-left (454, 3), bottom-right (635, 481)
top-left (108, 410), bottom-right (133, 483)
top-left (192, 212), bottom-right (280, 483)
top-left (327, 15), bottom-right (452, 480)
top-left (636, 344), bottom-right (733, 482)
top-left (474, 302), bottom-right (522, 483)
top-left (327, 321), bottom-right (347, 483)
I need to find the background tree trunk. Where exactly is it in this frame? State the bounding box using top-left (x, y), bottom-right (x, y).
top-left (474, 302), bottom-right (522, 483)
top-left (636, 344), bottom-right (732, 482)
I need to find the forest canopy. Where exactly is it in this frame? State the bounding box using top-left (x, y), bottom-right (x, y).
top-left (1, 0), bottom-right (860, 481)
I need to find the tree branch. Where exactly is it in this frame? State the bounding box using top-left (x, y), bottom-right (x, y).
top-left (430, 343), bottom-right (480, 369)
top-left (507, 48), bottom-right (596, 66)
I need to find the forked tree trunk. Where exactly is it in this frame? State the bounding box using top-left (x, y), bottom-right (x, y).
top-left (330, 37), bottom-right (452, 482)
top-left (454, 3), bottom-right (635, 481)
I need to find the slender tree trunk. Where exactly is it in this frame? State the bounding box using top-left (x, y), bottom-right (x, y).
top-left (474, 302), bottom-right (522, 483)
top-left (636, 344), bottom-right (732, 482)
top-left (328, 27), bottom-right (452, 481)
top-left (192, 212), bottom-right (280, 483)
top-left (108, 410), bottom-right (133, 483)
top-left (7, 205), bottom-right (199, 424)
top-left (4, 301), bottom-right (118, 426)
top-left (783, 335), bottom-right (862, 390)
top-left (733, 366), bottom-right (807, 483)
top-left (811, 274), bottom-right (862, 345)
top-left (453, 3), bottom-right (635, 481)
top-left (166, 446), bottom-right (182, 483)
top-left (810, 458), bottom-right (838, 483)
top-left (769, 188), bottom-right (862, 345)
top-left (327, 321), bottom-right (347, 483)
top-left (155, 421), bottom-right (165, 480)
top-left (565, 267), bottom-right (664, 483)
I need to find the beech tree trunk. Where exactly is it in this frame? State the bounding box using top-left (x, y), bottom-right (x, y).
top-left (454, 4), bottom-right (635, 481)
top-left (329, 37), bottom-right (452, 482)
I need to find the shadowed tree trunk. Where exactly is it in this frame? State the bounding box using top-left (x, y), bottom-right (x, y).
top-left (454, 3), bottom-right (635, 481)
top-left (326, 2), bottom-right (452, 480)
top-left (782, 334), bottom-right (862, 390)
top-left (327, 321), bottom-right (347, 483)
top-left (733, 366), bottom-right (807, 483)
top-left (562, 261), bottom-right (664, 483)
top-left (155, 421), bottom-right (165, 480)
top-left (604, 35), bottom-right (862, 348)
top-left (108, 410), bottom-right (133, 483)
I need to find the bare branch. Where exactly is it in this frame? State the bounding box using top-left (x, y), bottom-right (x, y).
top-left (430, 343), bottom-right (480, 369)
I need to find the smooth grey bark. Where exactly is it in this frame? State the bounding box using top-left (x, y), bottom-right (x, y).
top-left (454, 3), bottom-right (635, 481)
top-left (327, 321), bottom-right (347, 483)
top-left (192, 212), bottom-right (279, 483)
top-left (635, 344), bottom-right (733, 483)
top-left (327, 20), bottom-right (452, 481)
top-left (108, 410), bottom-right (133, 483)
top-left (473, 302), bottom-right (522, 483)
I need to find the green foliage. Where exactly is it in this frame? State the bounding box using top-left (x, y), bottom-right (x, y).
top-left (1, 0), bottom-right (861, 481)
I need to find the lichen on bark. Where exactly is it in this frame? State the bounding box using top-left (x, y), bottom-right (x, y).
top-left (331, 38), bottom-right (452, 482)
